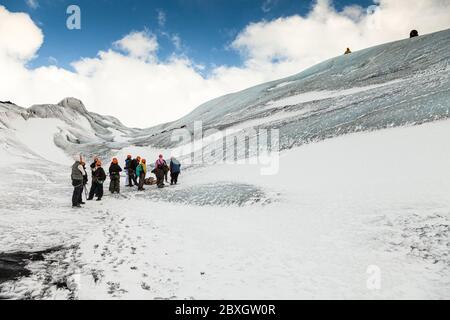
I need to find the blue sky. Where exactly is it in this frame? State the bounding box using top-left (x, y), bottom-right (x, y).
top-left (1, 0), bottom-right (374, 71)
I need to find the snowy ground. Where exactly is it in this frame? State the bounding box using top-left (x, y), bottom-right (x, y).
top-left (0, 120), bottom-right (448, 299)
top-left (1, 30), bottom-right (449, 300)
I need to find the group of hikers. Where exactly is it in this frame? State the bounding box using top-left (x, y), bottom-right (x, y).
top-left (71, 154), bottom-right (181, 208)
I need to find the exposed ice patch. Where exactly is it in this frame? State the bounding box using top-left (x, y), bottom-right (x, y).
top-left (138, 182), bottom-right (277, 207)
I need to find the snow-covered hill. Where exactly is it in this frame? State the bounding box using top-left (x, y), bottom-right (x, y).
top-left (0, 29), bottom-right (449, 300)
top-left (133, 28), bottom-right (450, 153)
top-left (0, 98), bottom-right (140, 165)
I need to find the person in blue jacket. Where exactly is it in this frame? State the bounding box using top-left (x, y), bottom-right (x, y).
top-left (169, 157), bottom-right (181, 185)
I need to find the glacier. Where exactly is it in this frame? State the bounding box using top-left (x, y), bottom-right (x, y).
top-left (0, 29), bottom-right (449, 299)
top-left (132, 29), bottom-right (450, 152)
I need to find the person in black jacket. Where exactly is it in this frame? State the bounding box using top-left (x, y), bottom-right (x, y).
top-left (88, 160), bottom-right (107, 201)
top-left (109, 157), bottom-right (123, 194)
top-left (154, 155), bottom-right (166, 188)
top-left (130, 156), bottom-right (140, 187)
top-left (88, 157), bottom-right (99, 198)
top-left (124, 155), bottom-right (132, 187)
top-left (90, 157), bottom-right (99, 172)
top-left (410, 29), bottom-right (419, 38)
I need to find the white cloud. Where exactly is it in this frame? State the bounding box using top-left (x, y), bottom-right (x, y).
top-left (113, 30), bottom-right (158, 61)
top-left (0, 5), bottom-right (43, 60)
top-left (25, 0), bottom-right (39, 10)
top-left (0, 1), bottom-right (449, 128)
